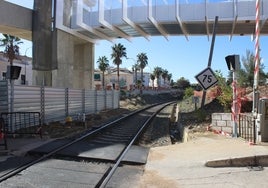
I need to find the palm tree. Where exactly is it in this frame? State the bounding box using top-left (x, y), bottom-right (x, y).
top-left (161, 69), bottom-right (168, 87)
top-left (111, 43), bottom-right (127, 89)
top-left (0, 34), bottom-right (22, 114)
top-left (0, 34), bottom-right (22, 67)
top-left (167, 73), bottom-right (172, 87)
top-left (167, 73), bottom-right (172, 81)
top-left (150, 74), bottom-right (155, 90)
top-left (137, 53), bottom-right (148, 84)
top-left (137, 53), bottom-right (148, 94)
top-left (97, 56), bottom-right (109, 89)
top-left (153, 66), bottom-right (163, 89)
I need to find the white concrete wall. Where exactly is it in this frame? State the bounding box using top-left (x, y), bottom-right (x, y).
top-left (211, 113), bottom-right (233, 134)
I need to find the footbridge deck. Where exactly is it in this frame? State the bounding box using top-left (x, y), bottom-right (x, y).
top-left (1, 0), bottom-right (268, 42)
top-left (0, 1), bottom-right (32, 40)
top-left (58, 0), bottom-right (268, 42)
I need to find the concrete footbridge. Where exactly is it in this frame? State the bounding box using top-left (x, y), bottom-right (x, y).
top-left (58, 0), bottom-right (268, 42)
top-left (0, 0), bottom-right (267, 89)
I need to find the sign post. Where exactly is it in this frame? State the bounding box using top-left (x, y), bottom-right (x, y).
top-left (195, 67), bottom-right (218, 91)
top-left (201, 16), bottom-right (218, 108)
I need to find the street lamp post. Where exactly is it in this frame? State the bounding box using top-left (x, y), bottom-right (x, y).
top-left (24, 47), bottom-right (32, 84)
top-left (127, 57), bottom-right (138, 85)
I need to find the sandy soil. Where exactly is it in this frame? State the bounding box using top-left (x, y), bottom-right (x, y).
top-left (135, 130), bottom-right (268, 188)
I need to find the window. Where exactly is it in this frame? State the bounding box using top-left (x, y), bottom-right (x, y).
top-left (94, 73), bottom-right (101, 81)
top-left (2, 72), bottom-right (6, 80)
top-left (21, 74), bottom-right (26, 85)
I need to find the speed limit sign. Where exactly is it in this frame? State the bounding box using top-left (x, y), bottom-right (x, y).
top-left (195, 67), bottom-right (218, 90)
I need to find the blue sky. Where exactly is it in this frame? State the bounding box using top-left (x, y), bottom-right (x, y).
top-left (94, 35), bottom-right (268, 83)
top-left (3, 0), bottom-right (268, 83)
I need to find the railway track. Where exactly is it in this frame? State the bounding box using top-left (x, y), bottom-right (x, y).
top-left (0, 101), bottom-right (176, 187)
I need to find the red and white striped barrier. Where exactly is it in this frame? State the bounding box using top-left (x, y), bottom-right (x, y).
top-left (254, 0), bottom-right (260, 90)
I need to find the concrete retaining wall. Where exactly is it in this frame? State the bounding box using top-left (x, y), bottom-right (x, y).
top-left (211, 113), bottom-right (233, 134)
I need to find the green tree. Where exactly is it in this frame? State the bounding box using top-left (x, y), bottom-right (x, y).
top-left (0, 34), bottom-right (22, 66)
top-left (97, 56), bottom-right (109, 89)
top-left (176, 77), bottom-right (190, 89)
top-left (215, 70), bottom-right (232, 112)
top-left (184, 87), bottom-right (194, 99)
top-left (228, 50), bottom-right (266, 87)
top-left (137, 52), bottom-right (148, 94)
top-left (153, 66), bottom-right (163, 88)
top-left (111, 43), bottom-right (127, 88)
top-left (167, 73), bottom-right (172, 82)
top-left (167, 73), bottom-right (173, 87)
top-left (161, 69), bottom-right (168, 86)
top-left (150, 74), bottom-right (155, 89)
top-left (170, 80), bottom-right (175, 87)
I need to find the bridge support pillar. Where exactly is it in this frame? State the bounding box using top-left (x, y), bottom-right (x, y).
top-left (32, 0), bottom-right (94, 89)
top-left (32, 30), bottom-right (94, 89)
top-left (52, 29), bottom-right (94, 89)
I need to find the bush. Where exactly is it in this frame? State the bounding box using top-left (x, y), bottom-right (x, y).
top-left (194, 108), bottom-right (207, 122)
top-left (214, 70), bottom-right (232, 112)
top-left (120, 90), bottom-right (127, 99)
top-left (184, 87), bottom-right (194, 99)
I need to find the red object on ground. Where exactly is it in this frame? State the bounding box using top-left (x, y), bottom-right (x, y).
top-left (0, 132), bottom-right (3, 139)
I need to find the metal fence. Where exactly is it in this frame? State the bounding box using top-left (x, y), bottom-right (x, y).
top-left (1, 112), bottom-right (42, 136)
top-left (0, 80), bottom-right (119, 129)
top-left (0, 117), bottom-right (7, 150)
top-left (238, 113), bottom-right (256, 143)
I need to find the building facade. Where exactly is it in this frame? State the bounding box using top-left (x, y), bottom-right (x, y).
top-left (94, 67), bottom-right (171, 90)
top-left (94, 68), bottom-right (134, 90)
top-left (0, 52), bottom-right (32, 85)
top-left (136, 72), bottom-right (150, 88)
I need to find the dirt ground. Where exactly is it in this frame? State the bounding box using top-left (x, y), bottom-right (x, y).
top-left (40, 93), bottom-right (178, 139)
top-left (41, 107), bottom-right (132, 139)
top-left (135, 98), bottom-right (226, 188)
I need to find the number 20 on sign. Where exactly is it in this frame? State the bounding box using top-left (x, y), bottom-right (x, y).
top-left (195, 67), bottom-right (218, 91)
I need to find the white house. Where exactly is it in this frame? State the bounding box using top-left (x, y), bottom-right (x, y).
top-left (0, 52), bottom-right (32, 85)
top-left (136, 71), bottom-right (150, 87)
top-left (94, 67), bottom-right (134, 90)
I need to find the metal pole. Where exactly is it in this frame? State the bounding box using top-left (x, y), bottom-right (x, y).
top-left (10, 79), bottom-right (14, 132)
top-left (24, 47), bottom-right (32, 85)
top-left (232, 71), bottom-right (238, 137)
top-left (201, 16), bottom-right (218, 108)
top-left (24, 62), bottom-right (26, 84)
top-left (10, 79), bottom-right (14, 113)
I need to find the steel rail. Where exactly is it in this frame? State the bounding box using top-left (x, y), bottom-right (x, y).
top-left (97, 101), bottom-right (175, 188)
top-left (0, 101), bottom-right (175, 183)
